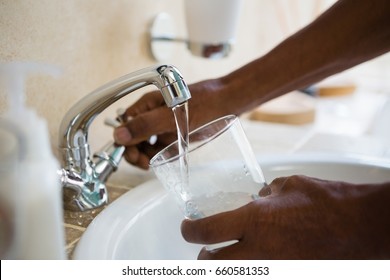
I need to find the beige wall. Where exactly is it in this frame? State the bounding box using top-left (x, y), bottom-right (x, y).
top-left (4, 0), bottom-right (388, 158)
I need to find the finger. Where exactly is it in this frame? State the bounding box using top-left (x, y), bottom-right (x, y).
top-left (181, 209), bottom-right (247, 245)
top-left (139, 142), bottom-right (166, 161)
top-left (123, 146), bottom-right (150, 170)
top-left (135, 152), bottom-right (151, 170)
top-left (122, 136), bottom-right (176, 169)
top-left (265, 176), bottom-right (290, 195)
top-left (114, 106), bottom-right (175, 146)
top-left (266, 175), bottom-right (322, 196)
top-left (123, 91), bottom-right (164, 118)
top-left (123, 146), bottom-right (140, 164)
top-left (258, 184), bottom-right (271, 197)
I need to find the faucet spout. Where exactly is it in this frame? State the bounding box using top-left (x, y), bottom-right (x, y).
top-left (59, 64), bottom-right (191, 211)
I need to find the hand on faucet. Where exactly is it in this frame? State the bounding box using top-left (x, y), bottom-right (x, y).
top-left (113, 78), bottom-right (237, 169)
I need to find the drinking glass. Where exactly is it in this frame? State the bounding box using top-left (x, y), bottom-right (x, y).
top-left (150, 115), bottom-right (267, 220)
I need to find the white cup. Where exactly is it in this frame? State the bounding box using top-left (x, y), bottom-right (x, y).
top-left (184, 0), bottom-right (242, 58)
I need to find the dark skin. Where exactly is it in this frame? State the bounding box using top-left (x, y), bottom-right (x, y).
top-left (181, 176), bottom-right (390, 259)
top-left (114, 0), bottom-right (390, 259)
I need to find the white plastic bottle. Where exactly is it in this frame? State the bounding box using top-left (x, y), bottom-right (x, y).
top-left (0, 62), bottom-right (66, 259)
top-left (0, 119), bottom-right (22, 259)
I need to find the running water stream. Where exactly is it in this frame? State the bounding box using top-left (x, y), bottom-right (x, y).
top-left (171, 102), bottom-right (190, 204)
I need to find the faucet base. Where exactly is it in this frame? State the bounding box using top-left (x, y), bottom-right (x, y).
top-left (60, 168), bottom-right (109, 211)
top-left (62, 183), bottom-right (108, 212)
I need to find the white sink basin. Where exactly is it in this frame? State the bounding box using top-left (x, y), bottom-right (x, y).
top-left (73, 154), bottom-right (390, 260)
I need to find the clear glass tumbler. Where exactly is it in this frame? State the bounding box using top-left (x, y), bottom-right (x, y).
top-left (150, 115), bottom-right (267, 220)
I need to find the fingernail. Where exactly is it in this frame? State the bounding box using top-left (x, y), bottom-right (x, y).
top-left (114, 127), bottom-right (132, 144)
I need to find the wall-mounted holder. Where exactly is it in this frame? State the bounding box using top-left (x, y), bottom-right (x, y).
top-left (149, 13), bottom-right (233, 61)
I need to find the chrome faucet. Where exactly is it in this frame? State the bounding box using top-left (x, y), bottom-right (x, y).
top-left (58, 64), bottom-right (191, 211)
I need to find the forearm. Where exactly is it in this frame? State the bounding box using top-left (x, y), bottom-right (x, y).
top-left (222, 0), bottom-right (390, 115)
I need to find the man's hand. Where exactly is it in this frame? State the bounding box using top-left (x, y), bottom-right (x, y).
top-left (181, 175), bottom-right (390, 259)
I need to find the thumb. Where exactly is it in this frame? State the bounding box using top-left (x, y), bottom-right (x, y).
top-left (181, 208), bottom-right (247, 245)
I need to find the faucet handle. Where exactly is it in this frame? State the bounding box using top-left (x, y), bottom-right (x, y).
top-left (93, 141), bottom-right (125, 172)
top-left (104, 108), bottom-right (127, 128)
top-left (116, 108), bottom-right (127, 123)
top-left (104, 118), bottom-right (121, 128)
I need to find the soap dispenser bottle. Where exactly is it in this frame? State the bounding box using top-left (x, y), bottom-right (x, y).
top-left (0, 120), bottom-right (22, 259)
top-left (0, 62), bottom-right (66, 259)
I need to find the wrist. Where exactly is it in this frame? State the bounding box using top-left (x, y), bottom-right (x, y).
top-left (219, 60), bottom-right (271, 116)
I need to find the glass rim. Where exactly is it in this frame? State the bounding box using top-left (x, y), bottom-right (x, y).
top-left (149, 114), bottom-right (238, 168)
